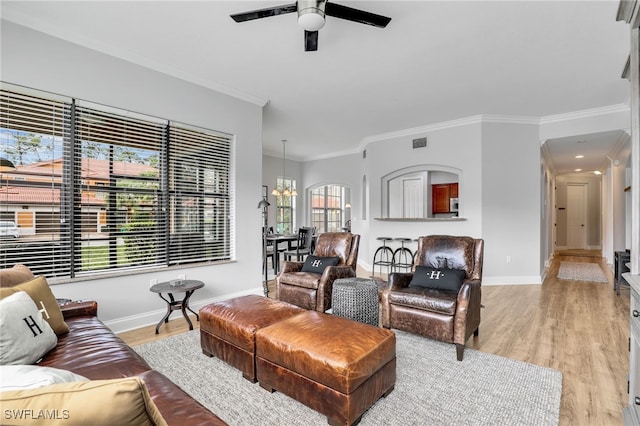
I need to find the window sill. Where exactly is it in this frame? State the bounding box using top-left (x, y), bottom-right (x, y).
top-left (47, 259), bottom-right (236, 285)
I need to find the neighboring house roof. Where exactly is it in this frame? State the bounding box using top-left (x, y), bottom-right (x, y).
top-left (0, 158), bottom-right (157, 205)
top-left (0, 186), bottom-right (106, 205)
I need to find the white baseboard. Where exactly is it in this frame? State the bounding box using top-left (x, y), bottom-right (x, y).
top-left (104, 287), bottom-right (263, 334)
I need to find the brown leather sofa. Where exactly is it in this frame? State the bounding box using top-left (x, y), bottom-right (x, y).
top-left (1, 265), bottom-right (226, 425)
top-left (276, 232), bottom-right (360, 312)
top-left (381, 235), bottom-right (484, 361)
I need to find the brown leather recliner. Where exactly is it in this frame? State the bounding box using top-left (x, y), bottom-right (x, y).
top-left (276, 232), bottom-right (360, 312)
top-left (381, 235), bottom-right (484, 361)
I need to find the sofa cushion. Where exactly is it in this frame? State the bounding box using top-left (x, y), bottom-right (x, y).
top-left (0, 377), bottom-right (168, 426)
top-left (38, 316), bottom-right (152, 379)
top-left (0, 276), bottom-right (69, 336)
top-left (0, 365), bottom-right (88, 391)
top-left (389, 286), bottom-right (458, 316)
top-left (0, 291), bottom-right (58, 365)
top-left (0, 264), bottom-right (35, 288)
top-left (278, 271), bottom-right (322, 289)
top-left (300, 255), bottom-right (340, 274)
top-left (36, 316), bottom-right (227, 425)
top-left (408, 266), bottom-right (466, 292)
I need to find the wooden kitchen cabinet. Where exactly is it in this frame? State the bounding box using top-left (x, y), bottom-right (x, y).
top-left (450, 183), bottom-right (459, 198)
top-left (432, 184), bottom-right (451, 214)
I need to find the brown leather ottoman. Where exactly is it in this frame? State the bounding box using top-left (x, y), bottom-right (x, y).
top-left (199, 295), bottom-right (304, 382)
top-left (255, 311), bottom-right (396, 426)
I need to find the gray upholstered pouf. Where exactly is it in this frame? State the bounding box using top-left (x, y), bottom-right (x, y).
top-left (332, 278), bottom-right (379, 326)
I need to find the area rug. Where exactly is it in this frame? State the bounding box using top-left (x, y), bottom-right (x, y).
top-left (557, 261), bottom-right (608, 283)
top-left (134, 329), bottom-right (562, 426)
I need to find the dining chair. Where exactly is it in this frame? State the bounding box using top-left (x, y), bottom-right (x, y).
top-left (283, 227), bottom-right (314, 261)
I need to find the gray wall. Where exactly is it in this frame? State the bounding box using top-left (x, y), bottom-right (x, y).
top-left (276, 119), bottom-right (544, 285)
top-left (1, 21), bottom-right (264, 332)
top-left (481, 122), bottom-right (541, 281)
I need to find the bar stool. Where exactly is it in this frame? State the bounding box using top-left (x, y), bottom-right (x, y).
top-left (412, 238), bottom-right (420, 263)
top-left (372, 237), bottom-right (394, 278)
top-left (392, 237), bottom-right (414, 272)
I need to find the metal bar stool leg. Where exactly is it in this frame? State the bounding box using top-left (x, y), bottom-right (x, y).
top-left (372, 237), bottom-right (394, 278)
top-left (392, 238), bottom-right (414, 272)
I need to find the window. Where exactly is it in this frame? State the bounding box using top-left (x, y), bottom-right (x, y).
top-left (310, 184), bottom-right (349, 233)
top-left (275, 177), bottom-right (295, 234)
top-left (0, 86), bottom-right (233, 279)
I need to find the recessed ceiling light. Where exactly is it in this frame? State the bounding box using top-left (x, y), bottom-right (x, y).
top-left (575, 155), bottom-right (584, 159)
top-left (575, 168), bottom-right (582, 172)
top-left (594, 170), bottom-right (602, 175)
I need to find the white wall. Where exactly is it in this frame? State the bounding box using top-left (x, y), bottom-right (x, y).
top-left (481, 122), bottom-right (541, 283)
top-left (363, 123), bottom-right (484, 273)
top-left (287, 119), bottom-right (544, 285)
top-left (1, 21), bottom-right (265, 332)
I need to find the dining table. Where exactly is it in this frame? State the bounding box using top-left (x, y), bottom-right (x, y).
top-left (265, 234), bottom-right (298, 274)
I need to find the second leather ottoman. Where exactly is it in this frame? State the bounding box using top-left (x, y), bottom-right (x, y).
top-left (199, 295), bottom-right (305, 382)
top-left (255, 311), bottom-right (396, 426)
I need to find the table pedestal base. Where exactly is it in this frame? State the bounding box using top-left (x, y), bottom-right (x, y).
top-left (155, 290), bottom-right (199, 334)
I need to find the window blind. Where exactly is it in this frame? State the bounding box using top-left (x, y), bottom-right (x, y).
top-left (168, 123), bottom-right (233, 264)
top-left (74, 103), bottom-right (167, 275)
top-left (0, 84), bottom-right (235, 279)
top-left (0, 88), bottom-right (72, 277)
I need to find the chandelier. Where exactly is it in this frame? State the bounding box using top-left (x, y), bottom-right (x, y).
top-left (272, 139), bottom-right (297, 197)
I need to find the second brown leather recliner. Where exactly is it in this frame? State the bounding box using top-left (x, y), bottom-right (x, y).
top-left (381, 235), bottom-right (484, 361)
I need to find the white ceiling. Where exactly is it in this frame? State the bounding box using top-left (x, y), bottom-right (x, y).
top-left (1, 1), bottom-right (632, 172)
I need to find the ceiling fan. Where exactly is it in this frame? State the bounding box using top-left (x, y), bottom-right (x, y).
top-left (230, 0), bottom-right (392, 51)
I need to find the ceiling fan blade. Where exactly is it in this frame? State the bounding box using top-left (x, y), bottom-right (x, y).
top-left (325, 2), bottom-right (391, 28)
top-left (230, 3), bottom-right (297, 23)
top-left (305, 31), bottom-right (318, 51)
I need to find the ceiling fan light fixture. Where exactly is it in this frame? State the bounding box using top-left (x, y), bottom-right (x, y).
top-left (298, 9), bottom-right (325, 31)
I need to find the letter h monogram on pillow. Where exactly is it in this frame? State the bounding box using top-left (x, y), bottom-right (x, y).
top-left (428, 270), bottom-right (443, 280)
top-left (23, 314), bottom-right (45, 337)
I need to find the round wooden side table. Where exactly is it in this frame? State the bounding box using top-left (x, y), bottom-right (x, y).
top-left (150, 279), bottom-right (204, 334)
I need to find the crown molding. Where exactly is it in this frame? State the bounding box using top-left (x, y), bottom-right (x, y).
top-left (1, 13), bottom-right (269, 107)
top-left (539, 104), bottom-right (630, 125)
top-left (540, 141), bottom-right (556, 174)
top-left (360, 114), bottom-right (539, 147)
top-left (611, 130), bottom-right (632, 157)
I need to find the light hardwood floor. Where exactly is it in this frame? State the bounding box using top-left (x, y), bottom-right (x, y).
top-left (119, 252), bottom-right (630, 425)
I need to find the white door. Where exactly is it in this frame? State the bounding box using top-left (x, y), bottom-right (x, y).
top-left (402, 178), bottom-right (423, 218)
top-left (567, 184), bottom-right (587, 249)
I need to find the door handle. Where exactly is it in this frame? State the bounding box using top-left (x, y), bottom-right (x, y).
top-left (633, 310), bottom-right (640, 318)
top-left (635, 396), bottom-right (640, 405)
